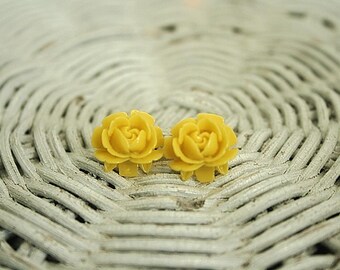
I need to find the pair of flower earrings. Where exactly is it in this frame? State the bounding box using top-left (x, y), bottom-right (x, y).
top-left (91, 110), bottom-right (238, 183)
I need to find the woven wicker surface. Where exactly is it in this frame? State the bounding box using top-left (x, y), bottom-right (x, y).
top-left (0, 0), bottom-right (339, 269)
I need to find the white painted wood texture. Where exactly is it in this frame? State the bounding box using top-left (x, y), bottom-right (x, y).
top-left (0, 0), bottom-right (339, 269)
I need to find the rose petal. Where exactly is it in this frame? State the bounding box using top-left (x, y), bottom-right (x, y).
top-left (141, 163), bottom-right (152, 173)
top-left (101, 129), bottom-right (112, 150)
top-left (171, 118), bottom-right (196, 137)
top-left (225, 125), bottom-right (237, 147)
top-left (203, 125), bottom-right (229, 163)
top-left (108, 117), bottom-right (129, 136)
top-left (108, 128), bottom-right (129, 156)
top-left (197, 118), bottom-right (222, 141)
top-left (201, 133), bottom-right (219, 157)
top-left (180, 171), bottom-right (193, 180)
top-left (129, 130), bottom-right (147, 153)
top-left (195, 166), bottom-right (215, 183)
top-left (118, 161), bottom-right (138, 177)
top-left (130, 113), bottom-right (151, 139)
top-left (169, 160), bottom-right (202, 172)
top-left (182, 135), bottom-right (203, 160)
top-left (129, 112), bottom-right (158, 156)
top-left (173, 138), bottom-right (202, 164)
top-left (131, 110), bottom-right (155, 126)
top-left (217, 163), bottom-right (228, 175)
top-left (130, 149), bottom-right (163, 164)
top-left (92, 127), bottom-right (104, 148)
top-left (178, 122), bottom-right (198, 144)
top-left (155, 126), bottom-right (164, 148)
top-left (206, 148), bottom-right (238, 166)
top-left (130, 129), bottom-right (157, 159)
top-left (104, 162), bottom-right (116, 172)
top-left (130, 111), bottom-right (157, 142)
top-left (197, 113), bottom-right (224, 125)
top-left (102, 112), bottom-right (128, 128)
top-left (95, 150), bottom-right (128, 164)
top-left (164, 137), bottom-right (176, 159)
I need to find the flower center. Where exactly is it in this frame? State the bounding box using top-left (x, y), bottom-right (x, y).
top-left (121, 126), bottom-right (140, 140)
top-left (190, 131), bottom-right (211, 151)
top-left (128, 128), bottom-right (139, 140)
top-left (119, 126), bottom-right (147, 153)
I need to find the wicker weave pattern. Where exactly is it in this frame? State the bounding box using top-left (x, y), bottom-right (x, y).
top-left (0, 0), bottom-right (339, 269)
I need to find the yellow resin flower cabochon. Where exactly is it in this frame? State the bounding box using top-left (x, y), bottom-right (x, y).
top-left (92, 110), bottom-right (164, 177)
top-left (164, 113), bottom-right (238, 183)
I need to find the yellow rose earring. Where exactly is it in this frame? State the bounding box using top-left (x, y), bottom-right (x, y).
top-left (164, 113), bottom-right (238, 183)
top-left (91, 110), bottom-right (164, 177)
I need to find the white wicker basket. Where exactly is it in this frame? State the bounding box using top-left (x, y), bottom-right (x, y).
top-left (0, 0), bottom-right (339, 269)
